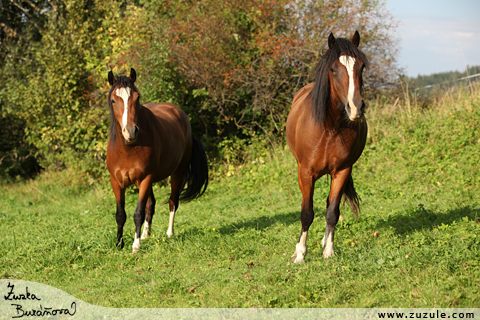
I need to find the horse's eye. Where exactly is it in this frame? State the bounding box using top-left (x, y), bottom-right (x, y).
top-left (331, 69), bottom-right (336, 74)
top-left (111, 100), bottom-right (115, 104)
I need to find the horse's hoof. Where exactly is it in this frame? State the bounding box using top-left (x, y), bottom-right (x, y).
top-left (166, 231), bottom-right (174, 238)
top-left (291, 251), bottom-right (305, 263)
top-left (140, 232), bottom-right (149, 240)
top-left (323, 248), bottom-right (334, 259)
top-left (132, 244), bottom-right (141, 254)
top-left (116, 239), bottom-right (124, 249)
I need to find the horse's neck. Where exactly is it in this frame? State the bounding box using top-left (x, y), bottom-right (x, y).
top-left (320, 98), bottom-right (340, 127)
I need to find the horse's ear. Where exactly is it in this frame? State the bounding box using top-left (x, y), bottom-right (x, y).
top-left (328, 33), bottom-right (336, 49)
top-left (129, 68), bottom-right (136, 84)
top-left (351, 30), bottom-right (360, 47)
top-left (108, 71), bottom-right (115, 85)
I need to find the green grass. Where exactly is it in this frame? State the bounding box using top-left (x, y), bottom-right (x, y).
top-left (1, 86), bottom-right (479, 308)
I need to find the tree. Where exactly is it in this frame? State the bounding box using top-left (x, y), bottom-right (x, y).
top-left (0, 0), bottom-right (53, 178)
top-left (151, 0), bottom-right (401, 155)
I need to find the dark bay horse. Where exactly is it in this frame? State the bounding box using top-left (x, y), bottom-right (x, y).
top-left (286, 31), bottom-right (369, 263)
top-left (107, 68), bottom-right (208, 253)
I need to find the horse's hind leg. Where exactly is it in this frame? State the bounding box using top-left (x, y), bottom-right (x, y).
top-left (291, 166), bottom-right (316, 263)
top-left (141, 188), bottom-right (156, 240)
top-left (322, 168), bottom-right (351, 258)
top-left (166, 172), bottom-right (182, 238)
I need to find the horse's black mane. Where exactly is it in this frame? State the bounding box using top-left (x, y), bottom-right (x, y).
top-left (311, 37), bottom-right (369, 127)
top-left (107, 75), bottom-right (139, 142)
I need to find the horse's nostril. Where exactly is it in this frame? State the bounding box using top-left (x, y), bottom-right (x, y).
top-left (134, 126), bottom-right (139, 136)
top-left (361, 101), bottom-right (366, 113)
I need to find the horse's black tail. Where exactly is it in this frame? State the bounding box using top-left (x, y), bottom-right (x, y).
top-left (179, 136), bottom-right (209, 202)
top-left (343, 175), bottom-right (361, 218)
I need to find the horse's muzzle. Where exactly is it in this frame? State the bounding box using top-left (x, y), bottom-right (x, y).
top-left (122, 125), bottom-right (139, 144)
top-left (347, 100), bottom-right (365, 121)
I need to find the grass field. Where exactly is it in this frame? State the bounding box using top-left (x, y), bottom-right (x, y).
top-left (1, 86), bottom-right (479, 308)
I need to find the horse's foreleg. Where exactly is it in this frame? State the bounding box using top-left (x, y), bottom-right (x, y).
top-left (132, 176), bottom-right (152, 254)
top-left (141, 189), bottom-right (156, 240)
top-left (110, 176), bottom-right (126, 249)
top-left (291, 166), bottom-right (315, 263)
top-left (167, 173), bottom-right (182, 238)
top-left (323, 168), bottom-right (351, 258)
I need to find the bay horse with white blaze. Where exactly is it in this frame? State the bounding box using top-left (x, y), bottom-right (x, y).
top-left (107, 68), bottom-right (208, 253)
top-left (286, 31), bottom-right (369, 263)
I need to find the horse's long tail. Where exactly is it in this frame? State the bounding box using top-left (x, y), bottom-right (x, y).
top-left (343, 174), bottom-right (361, 218)
top-left (179, 136), bottom-right (209, 202)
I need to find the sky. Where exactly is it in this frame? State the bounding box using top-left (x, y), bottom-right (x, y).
top-left (385, 0), bottom-right (480, 77)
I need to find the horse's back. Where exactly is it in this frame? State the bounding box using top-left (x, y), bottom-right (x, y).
top-left (143, 102), bottom-right (192, 181)
top-left (144, 103), bottom-right (190, 133)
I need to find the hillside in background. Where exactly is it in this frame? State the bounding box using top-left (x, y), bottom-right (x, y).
top-left (408, 65), bottom-right (480, 89)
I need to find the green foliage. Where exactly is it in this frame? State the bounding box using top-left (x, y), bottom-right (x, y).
top-left (0, 0), bottom-right (50, 179)
top-left (0, 115), bottom-right (39, 179)
top-left (0, 0), bottom-right (121, 176)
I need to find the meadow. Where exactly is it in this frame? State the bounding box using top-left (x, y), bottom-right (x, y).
top-left (0, 86), bottom-right (479, 308)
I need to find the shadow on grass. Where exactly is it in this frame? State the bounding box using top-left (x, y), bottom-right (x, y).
top-left (214, 203), bottom-right (332, 236)
top-left (376, 204), bottom-right (480, 235)
top-left (217, 210), bottom-right (300, 235)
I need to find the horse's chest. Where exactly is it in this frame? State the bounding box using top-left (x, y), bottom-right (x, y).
top-left (329, 129), bottom-right (366, 168)
top-left (107, 146), bottom-right (154, 188)
top-left (308, 126), bottom-right (366, 174)
top-left (110, 163), bottom-right (147, 188)
top-left (115, 169), bottom-right (136, 188)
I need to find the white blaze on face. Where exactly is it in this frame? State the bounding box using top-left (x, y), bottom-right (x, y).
top-left (339, 55), bottom-right (358, 119)
top-left (116, 87), bottom-right (131, 129)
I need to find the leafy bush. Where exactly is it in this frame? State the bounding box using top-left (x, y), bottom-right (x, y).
top-left (0, 115), bottom-right (39, 180)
